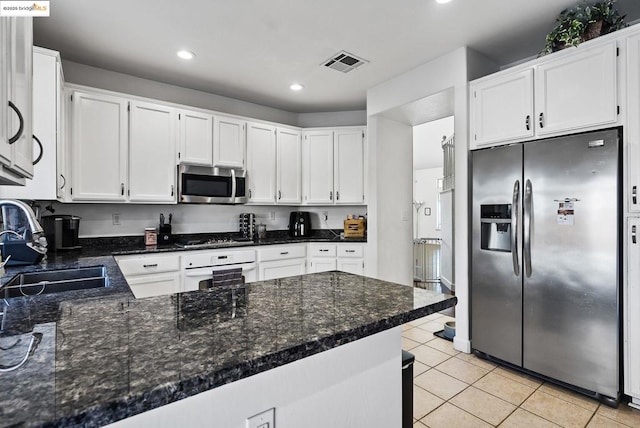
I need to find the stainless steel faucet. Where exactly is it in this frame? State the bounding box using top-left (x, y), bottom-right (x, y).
top-left (0, 200), bottom-right (44, 235)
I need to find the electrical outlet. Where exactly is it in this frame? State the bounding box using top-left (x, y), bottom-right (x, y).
top-left (322, 211), bottom-right (329, 221)
top-left (246, 408), bottom-right (275, 428)
top-left (112, 213), bottom-right (121, 225)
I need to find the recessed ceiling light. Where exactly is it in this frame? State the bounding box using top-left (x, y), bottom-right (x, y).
top-left (289, 83), bottom-right (304, 91)
top-left (177, 50), bottom-right (195, 60)
top-left (436, 0), bottom-right (452, 3)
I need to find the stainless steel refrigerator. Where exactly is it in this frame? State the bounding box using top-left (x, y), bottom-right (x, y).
top-left (471, 128), bottom-right (620, 404)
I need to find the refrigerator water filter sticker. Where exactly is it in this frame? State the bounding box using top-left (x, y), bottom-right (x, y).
top-left (557, 201), bottom-right (575, 225)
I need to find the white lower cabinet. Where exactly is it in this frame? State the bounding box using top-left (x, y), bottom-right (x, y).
top-left (307, 243), bottom-right (365, 275)
top-left (257, 244), bottom-right (306, 281)
top-left (626, 217), bottom-right (640, 408)
top-left (115, 253), bottom-right (181, 298)
top-left (308, 243), bottom-right (337, 273)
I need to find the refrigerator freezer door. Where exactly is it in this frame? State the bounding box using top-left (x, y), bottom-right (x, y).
top-left (523, 129), bottom-right (619, 398)
top-left (471, 144), bottom-right (523, 366)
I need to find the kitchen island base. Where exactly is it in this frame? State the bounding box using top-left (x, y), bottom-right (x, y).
top-left (107, 327), bottom-right (402, 428)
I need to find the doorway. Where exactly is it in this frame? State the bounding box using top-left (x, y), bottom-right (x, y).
top-left (413, 116), bottom-right (454, 295)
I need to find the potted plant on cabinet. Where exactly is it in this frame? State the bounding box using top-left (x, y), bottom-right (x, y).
top-left (542, 0), bottom-right (627, 54)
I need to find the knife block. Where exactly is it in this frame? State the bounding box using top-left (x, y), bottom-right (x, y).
top-left (158, 224), bottom-right (173, 245)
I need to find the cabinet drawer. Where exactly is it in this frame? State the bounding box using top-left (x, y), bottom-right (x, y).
top-left (308, 243), bottom-right (337, 257)
top-left (259, 244), bottom-right (306, 262)
top-left (116, 254), bottom-right (181, 276)
top-left (337, 245), bottom-right (364, 258)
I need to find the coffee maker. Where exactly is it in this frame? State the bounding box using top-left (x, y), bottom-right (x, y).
top-left (42, 215), bottom-right (82, 251)
top-left (288, 212), bottom-right (312, 237)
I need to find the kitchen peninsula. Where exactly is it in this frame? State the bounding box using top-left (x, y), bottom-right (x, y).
top-left (0, 255), bottom-right (456, 427)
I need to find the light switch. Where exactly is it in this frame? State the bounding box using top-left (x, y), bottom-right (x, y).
top-left (247, 408), bottom-right (275, 428)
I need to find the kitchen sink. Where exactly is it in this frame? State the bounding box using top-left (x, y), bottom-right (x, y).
top-left (1, 266), bottom-right (108, 298)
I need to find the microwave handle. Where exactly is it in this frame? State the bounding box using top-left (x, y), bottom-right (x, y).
top-left (231, 168), bottom-right (237, 200)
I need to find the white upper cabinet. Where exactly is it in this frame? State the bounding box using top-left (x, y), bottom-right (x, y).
top-left (627, 33), bottom-right (640, 213)
top-left (178, 109), bottom-right (213, 166)
top-left (334, 128), bottom-right (365, 204)
top-left (276, 128), bottom-right (302, 204)
top-left (535, 42), bottom-right (617, 136)
top-left (470, 69), bottom-right (534, 147)
top-left (470, 41), bottom-right (618, 149)
top-left (129, 101), bottom-right (177, 203)
top-left (302, 130), bottom-right (334, 204)
top-left (0, 48), bottom-right (62, 200)
top-left (246, 122), bottom-right (277, 204)
top-left (70, 90), bottom-right (128, 201)
top-left (0, 17), bottom-right (33, 184)
top-left (214, 116), bottom-right (245, 168)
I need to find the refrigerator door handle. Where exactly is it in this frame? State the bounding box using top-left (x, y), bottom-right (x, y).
top-left (512, 180), bottom-right (520, 276)
top-left (524, 179), bottom-right (533, 277)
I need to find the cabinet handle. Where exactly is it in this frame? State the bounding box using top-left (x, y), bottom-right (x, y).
top-left (345, 249), bottom-right (356, 253)
top-left (280, 251), bottom-right (289, 255)
top-left (525, 115), bottom-right (531, 131)
top-left (121, 183), bottom-right (125, 196)
top-left (538, 112), bottom-right (544, 129)
top-left (8, 101), bottom-right (24, 144)
top-left (170, 185), bottom-right (174, 196)
top-left (59, 174), bottom-right (66, 189)
top-left (633, 225), bottom-right (637, 245)
top-left (336, 191), bottom-right (340, 201)
top-left (143, 264), bottom-right (158, 268)
top-left (320, 249), bottom-right (329, 252)
top-left (249, 189), bottom-right (252, 199)
top-left (329, 191), bottom-right (333, 200)
top-left (633, 186), bottom-right (637, 205)
top-left (32, 135), bottom-right (44, 165)
top-left (278, 190), bottom-right (282, 200)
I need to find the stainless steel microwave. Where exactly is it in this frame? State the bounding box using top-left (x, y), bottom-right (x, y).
top-left (178, 164), bottom-right (248, 204)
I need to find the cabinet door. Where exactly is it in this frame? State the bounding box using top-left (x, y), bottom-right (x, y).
top-left (214, 116), bottom-right (245, 168)
top-left (6, 17), bottom-right (33, 178)
top-left (129, 101), bottom-right (177, 203)
top-left (308, 258), bottom-right (337, 273)
top-left (0, 48), bottom-right (58, 199)
top-left (337, 258), bottom-right (364, 275)
top-left (246, 122), bottom-right (276, 203)
top-left (259, 258), bottom-right (306, 281)
top-left (179, 109), bottom-right (213, 165)
top-left (470, 69), bottom-right (534, 148)
top-left (126, 272), bottom-right (181, 298)
top-left (302, 130), bottom-right (334, 204)
top-left (334, 129), bottom-right (365, 204)
top-left (627, 34), bottom-right (640, 213)
top-left (535, 42), bottom-right (618, 136)
top-left (71, 91), bottom-right (128, 201)
top-left (626, 217), bottom-right (640, 405)
top-left (276, 128), bottom-right (302, 204)
top-left (0, 20), bottom-right (10, 168)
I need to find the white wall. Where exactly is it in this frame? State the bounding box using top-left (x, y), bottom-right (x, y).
top-left (366, 47), bottom-right (497, 353)
top-left (297, 110), bottom-right (366, 128)
top-left (42, 202), bottom-right (366, 238)
top-left (413, 167), bottom-right (443, 239)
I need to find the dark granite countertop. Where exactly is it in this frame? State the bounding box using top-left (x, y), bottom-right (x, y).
top-left (0, 231), bottom-right (456, 428)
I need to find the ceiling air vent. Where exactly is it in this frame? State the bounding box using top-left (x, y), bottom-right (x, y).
top-left (323, 51), bottom-right (369, 73)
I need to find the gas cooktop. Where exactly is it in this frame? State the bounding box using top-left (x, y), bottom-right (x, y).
top-left (174, 237), bottom-right (253, 249)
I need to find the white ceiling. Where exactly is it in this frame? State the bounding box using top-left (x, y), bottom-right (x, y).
top-left (34, 0), bottom-right (640, 113)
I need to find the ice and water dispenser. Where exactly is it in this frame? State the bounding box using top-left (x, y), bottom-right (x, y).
top-left (480, 204), bottom-right (512, 252)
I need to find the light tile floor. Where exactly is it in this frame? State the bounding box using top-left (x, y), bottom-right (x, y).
top-left (404, 313), bottom-right (640, 428)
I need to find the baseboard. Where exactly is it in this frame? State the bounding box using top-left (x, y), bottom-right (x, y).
top-left (453, 337), bottom-right (471, 354)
